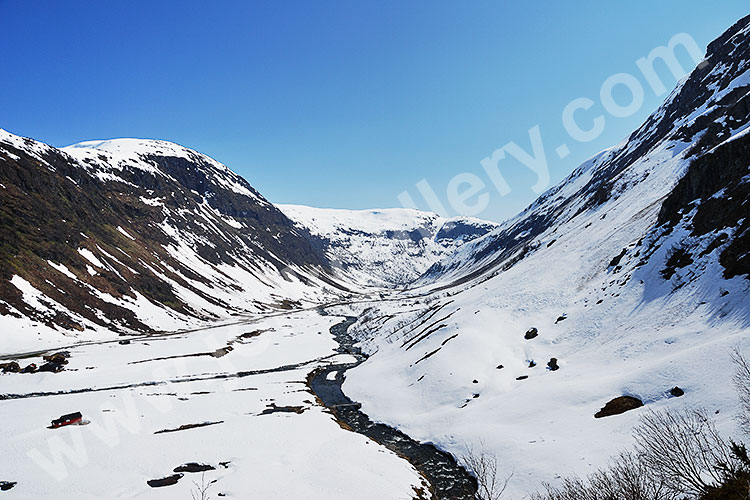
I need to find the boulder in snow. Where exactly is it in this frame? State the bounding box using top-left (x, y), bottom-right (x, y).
top-left (594, 396), bottom-right (643, 418)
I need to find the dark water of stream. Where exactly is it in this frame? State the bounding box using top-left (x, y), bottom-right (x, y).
top-left (308, 315), bottom-right (478, 500)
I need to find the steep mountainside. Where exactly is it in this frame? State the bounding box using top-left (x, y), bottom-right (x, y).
top-left (424, 15), bottom-right (750, 287)
top-left (0, 132), bottom-right (344, 350)
top-left (278, 204), bottom-right (497, 287)
top-left (342, 15), bottom-right (750, 497)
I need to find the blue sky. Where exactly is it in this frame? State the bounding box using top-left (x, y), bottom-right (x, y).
top-left (1, 1), bottom-right (748, 221)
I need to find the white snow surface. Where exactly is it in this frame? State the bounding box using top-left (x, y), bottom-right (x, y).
top-left (64, 138), bottom-right (260, 200)
top-left (337, 35), bottom-right (750, 497)
top-left (0, 310), bottom-right (425, 499)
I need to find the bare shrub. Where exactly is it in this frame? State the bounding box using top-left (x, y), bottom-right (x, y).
top-left (530, 476), bottom-right (592, 500)
top-left (530, 451), bottom-right (673, 500)
top-left (633, 408), bottom-right (742, 497)
top-left (190, 472), bottom-right (213, 500)
top-left (731, 348), bottom-right (750, 435)
top-left (461, 444), bottom-right (512, 500)
top-left (590, 451), bottom-right (672, 500)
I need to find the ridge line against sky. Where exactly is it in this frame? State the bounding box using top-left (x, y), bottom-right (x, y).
top-left (1, 1), bottom-right (748, 222)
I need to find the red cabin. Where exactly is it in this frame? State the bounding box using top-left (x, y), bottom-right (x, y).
top-left (51, 412), bottom-right (82, 428)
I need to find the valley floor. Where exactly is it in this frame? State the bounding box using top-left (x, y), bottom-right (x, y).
top-left (0, 308), bottom-right (426, 499)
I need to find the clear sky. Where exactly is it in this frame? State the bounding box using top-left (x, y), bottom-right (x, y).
top-left (1, 1), bottom-right (748, 222)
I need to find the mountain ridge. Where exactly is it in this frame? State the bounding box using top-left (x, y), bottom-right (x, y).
top-left (0, 130), bottom-right (344, 350)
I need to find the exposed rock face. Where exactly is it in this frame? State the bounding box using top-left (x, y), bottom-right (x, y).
top-left (524, 328), bottom-right (538, 340)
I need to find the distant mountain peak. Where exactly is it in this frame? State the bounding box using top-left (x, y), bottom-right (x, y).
top-left (278, 204), bottom-right (498, 287)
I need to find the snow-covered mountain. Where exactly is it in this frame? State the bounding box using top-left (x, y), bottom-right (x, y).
top-left (2, 13), bottom-right (750, 500)
top-left (278, 204), bottom-right (497, 287)
top-left (424, 16), bottom-right (749, 287)
top-left (341, 15), bottom-right (750, 497)
top-left (0, 132), bottom-right (495, 351)
top-left (0, 132), bottom-right (348, 351)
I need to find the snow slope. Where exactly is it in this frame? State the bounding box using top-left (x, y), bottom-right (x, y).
top-left (342, 15), bottom-right (750, 498)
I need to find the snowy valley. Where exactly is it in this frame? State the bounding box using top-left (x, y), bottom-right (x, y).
top-left (1, 13), bottom-right (750, 500)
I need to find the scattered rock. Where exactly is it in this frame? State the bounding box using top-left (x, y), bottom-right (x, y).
top-left (173, 462), bottom-right (215, 473)
top-left (0, 482), bottom-right (17, 491)
top-left (211, 346), bottom-right (233, 358)
top-left (43, 352), bottom-right (69, 365)
top-left (0, 361), bottom-right (20, 373)
top-left (147, 474), bottom-right (183, 488)
top-left (660, 247), bottom-right (694, 279)
top-left (38, 362), bottom-right (65, 373)
top-left (154, 421), bottom-right (224, 434)
top-left (669, 386), bottom-right (685, 397)
top-left (547, 358), bottom-right (560, 371)
top-left (20, 363), bottom-right (37, 374)
top-left (524, 328), bottom-right (538, 340)
top-left (528, 360), bottom-right (536, 368)
top-left (118, 339), bottom-right (131, 345)
top-left (240, 330), bottom-right (263, 340)
top-left (594, 396), bottom-right (644, 418)
top-left (259, 403), bottom-right (306, 415)
top-left (609, 248), bottom-right (627, 268)
top-left (219, 461), bottom-right (231, 469)
top-left (555, 314), bottom-right (567, 324)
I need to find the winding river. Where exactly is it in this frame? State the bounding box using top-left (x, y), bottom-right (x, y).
top-left (308, 314), bottom-right (478, 500)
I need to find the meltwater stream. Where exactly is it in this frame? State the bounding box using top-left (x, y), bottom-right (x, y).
top-left (308, 315), bottom-right (478, 500)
